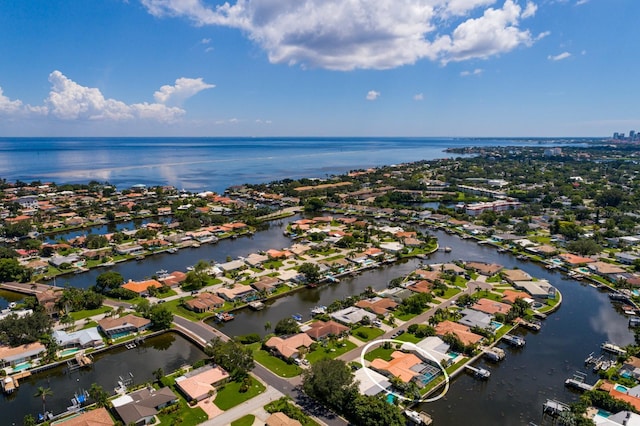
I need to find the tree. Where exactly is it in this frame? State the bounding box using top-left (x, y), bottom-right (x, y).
top-left (94, 271), bottom-right (124, 294)
top-left (204, 337), bottom-right (254, 380)
top-left (264, 321), bottom-right (272, 332)
top-left (34, 386), bottom-right (53, 416)
top-left (23, 414), bottom-right (37, 426)
top-left (148, 304), bottom-right (174, 330)
top-left (88, 383), bottom-right (109, 408)
top-left (304, 197), bottom-right (324, 212)
top-left (274, 317), bottom-right (300, 336)
top-left (302, 358), bottom-right (358, 412)
top-left (298, 262), bottom-right (320, 284)
top-left (349, 394), bottom-right (405, 426)
top-left (567, 238), bottom-right (602, 256)
top-left (153, 367), bottom-right (165, 384)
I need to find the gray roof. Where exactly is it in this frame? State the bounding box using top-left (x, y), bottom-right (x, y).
top-left (52, 327), bottom-right (102, 347)
top-left (459, 308), bottom-right (492, 330)
top-left (330, 306), bottom-right (377, 325)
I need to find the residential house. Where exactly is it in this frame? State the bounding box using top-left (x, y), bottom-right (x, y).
top-left (55, 407), bottom-right (114, 425)
top-left (303, 320), bottom-right (349, 341)
top-left (158, 271), bottom-right (187, 288)
top-left (122, 279), bottom-right (163, 296)
top-left (330, 306), bottom-right (377, 325)
top-left (588, 261), bottom-right (627, 279)
top-left (354, 367), bottom-right (391, 396)
top-left (501, 269), bottom-right (532, 283)
top-left (52, 327), bottom-right (103, 349)
top-left (465, 261), bottom-right (503, 276)
top-left (513, 280), bottom-right (557, 299)
top-left (370, 351), bottom-right (423, 383)
top-left (266, 413), bottom-right (302, 426)
top-left (355, 297), bottom-right (398, 316)
top-left (558, 253), bottom-right (595, 266)
top-left (471, 298), bottom-right (512, 316)
top-left (265, 333), bottom-right (313, 360)
top-left (97, 314), bottom-right (151, 338)
top-left (458, 309), bottom-right (493, 330)
top-left (244, 252), bottom-right (269, 267)
top-left (409, 336), bottom-right (452, 365)
top-left (184, 293), bottom-right (224, 313)
top-left (616, 252), bottom-right (640, 265)
top-left (251, 276), bottom-right (282, 294)
top-left (216, 285), bottom-right (257, 302)
top-left (112, 387), bottom-right (178, 426)
top-left (502, 289), bottom-right (532, 304)
top-left (0, 342), bottom-right (45, 370)
top-left (174, 365), bottom-right (230, 401)
top-left (435, 320), bottom-right (483, 346)
top-left (36, 288), bottom-right (64, 317)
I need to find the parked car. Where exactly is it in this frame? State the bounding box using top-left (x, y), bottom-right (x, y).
top-left (391, 329), bottom-right (405, 338)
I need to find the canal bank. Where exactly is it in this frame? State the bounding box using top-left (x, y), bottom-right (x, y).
top-left (0, 332), bottom-right (207, 426)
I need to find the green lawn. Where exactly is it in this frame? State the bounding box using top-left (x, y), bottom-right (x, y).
top-left (231, 414), bottom-right (255, 426)
top-left (156, 289), bottom-right (177, 299)
top-left (442, 287), bottom-right (462, 298)
top-left (69, 306), bottom-right (112, 321)
top-left (157, 398), bottom-right (209, 426)
top-left (395, 333), bottom-right (421, 344)
top-left (163, 299), bottom-right (211, 322)
top-left (249, 343), bottom-right (303, 378)
top-left (214, 377), bottom-right (266, 410)
top-left (305, 340), bottom-right (356, 364)
top-left (395, 311), bottom-right (419, 321)
top-left (351, 326), bottom-right (385, 342)
top-left (363, 345), bottom-right (395, 362)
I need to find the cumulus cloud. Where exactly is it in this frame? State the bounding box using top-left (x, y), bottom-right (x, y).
top-left (366, 90), bottom-right (380, 101)
top-left (140, 0), bottom-right (545, 70)
top-left (576, 0), bottom-right (589, 5)
top-left (413, 93), bottom-right (424, 101)
top-left (460, 68), bottom-right (483, 76)
top-left (0, 88), bottom-right (25, 115)
top-left (153, 77), bottom-right (215, 105)
top-left (0, 71), bottom-right (209, 123)
top-left (548, 51), bottom-right (571, 61)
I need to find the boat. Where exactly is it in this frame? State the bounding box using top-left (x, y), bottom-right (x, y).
top-left (502, 334), bottom-right (526, 347)
top-left (155, 269), bottom-right (168, 278)
top-left (216, 312), bottom-right (235, 322)
top-left (404, 410), bottom-right (424, 425)
top-left (135, 255), bottom-right (145, 261)
top-left (444, 246), bottom-right (452, 253)
top-left (629, 317), bottom-right (640, 327)
top-left (167, 247), bottom-right (178, 254)
top-left (584, 352), bottom-right (594, 364)
top-left (292, 313), bottom-right (303, 322)
top-left (102, 261), bottom-right (115, 267)
top-left (484, 347), bottom-right (506, 362)
top-left (248, 301), bottom-right (265, 310)
top-left (310, 305), bottom-right (327, 316)
top-left (8, 302), bottom-right (16, 309)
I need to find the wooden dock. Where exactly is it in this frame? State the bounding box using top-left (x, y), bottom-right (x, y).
top-left (1, 370), bottom-right (31, 394)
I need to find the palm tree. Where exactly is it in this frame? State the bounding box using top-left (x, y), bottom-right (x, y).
top-left (34, 386), bottom-right (53, 416)
top-left (264, 321), bottom-right (272, 332)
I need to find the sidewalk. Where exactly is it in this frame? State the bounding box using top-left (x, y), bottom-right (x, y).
top-left (200, 386), bottom-right (283, 426)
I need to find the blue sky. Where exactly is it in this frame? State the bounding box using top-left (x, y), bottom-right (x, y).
top-left (0, 0), bottom-right (637, 137)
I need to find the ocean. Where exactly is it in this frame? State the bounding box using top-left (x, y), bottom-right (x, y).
top-left (0, 137), bottom-right (585, 193)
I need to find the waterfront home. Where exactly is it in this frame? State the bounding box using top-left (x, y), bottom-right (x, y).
top-left (615, 252), bottom-right (640, 265)
top-left (512, 280), bottom-right (557, 299)
top-left (592, 411), bottom-right (640, 426)
top-left (465, 261), bottom-right (503, 276)
top-left (406, 336), bottom-right (452, 365)
top-left (184, 292), bottom-right (224, 313)
top-left (588, 261), bottom-right (627, 279)
top-left (378, 287), bottom-right (414, 303)
top-left (217, 259), bottom-right (246, 272)
top-left (52, 327), bottom-right (103, 349)
top-left (526, 244), bottom-right (558, 257)
top-left (413, 269), bottom-right (442, 282)
top-left (97, 314), bottom-right (151, 338)
top-left (36, 288), bottom-right (63, 317)
top-left (435, 320), bottom-right (483, 346)
top-left (558, 253), bottom-right (595, 266)
top-left (378, 241), bottom-right (404, 253)
top-left (114, 243), bottom-right (145, 256)
top-left (266, 412), bottom-right (302, 426)
top-left (112, 387), bottom-right (178, 426)
top-left (175, 365), bottom-right (230, 401)
top-left (0, 342), bottom-right (45, 370)
top-left (48, 254), bottom-right (81, 267)
top-left (265, 333), bottom-right (313, 360)
top-left (216, 284), bottom-right (257, 302)
top-left (502, 289), bottom-right (532, 304)
top-left (122, 279), bottom-right (163, 296)
top-left (330, 306), bottom-right (377, 326)
top-left (158, 271), bottom-right (187, 288)
top-left (355, 297), bottom-right (398, 316)
top-left (354, 367), bottom-right (391, 396)
top-left (458, 309), bottom-right (493, 330)
top-left (501, 269), bottom-right (532, 283)
top-left (55, 407), bottom-right (114, 426)
top-left (251, 276), bottom-right (282, 294)
top-left (618, 356), bottom-right (640, 380)
top-left (244, 252), bottom-right (269, 267)
top-left (431, 263), bottom-right (466, 276)
top-left (472, 298), bottom-right (512, 315)
top-left (406, 280), bottom-right (433, 294)
top-left (599, 381), bottom-right (640, 411)
top-left (303, 320), bottom-right (349, 341)
top-left (370, 351), bottom-right (422, 383)
top-left (266, 249), bottom-right (294, 259)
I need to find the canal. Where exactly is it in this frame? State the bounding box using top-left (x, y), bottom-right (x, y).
top-left (1, 332), bottom-right (206, 426)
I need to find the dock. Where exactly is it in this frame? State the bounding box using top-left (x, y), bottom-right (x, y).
top-left (67, 351), bottom-right (93, 370)
top-left (484, 347), bottom-right (506, 362)
top-left (543, 399), bottom-right (570, 417)
top-left (248, 301), bottom-right (265, 310)
top-left (502, 334), bottom-right (526, 347)
top-left (1, 370), bottom-right (31, 394)
top-left (465, 365), bottom-right (490, 379)
top-left (404, 409), bottom-right (433, 425)
top-left (601, 342), bottom-right (627, 356)
top-left (565, 372), bottom-right (594, 392)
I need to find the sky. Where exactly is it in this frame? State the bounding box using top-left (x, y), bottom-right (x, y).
top-left (0, 0), bottom-right (638, 137)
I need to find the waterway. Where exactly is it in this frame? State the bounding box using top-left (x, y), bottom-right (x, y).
top-left (4, 217), bottom-right (635, 425)
top-left (1, 332), bottom-right (206, 426)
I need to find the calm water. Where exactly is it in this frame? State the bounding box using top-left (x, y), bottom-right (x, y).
top-left (0, 137), bottom-right (585, 193)
top-left (1, 332), bottom-right (206, 425)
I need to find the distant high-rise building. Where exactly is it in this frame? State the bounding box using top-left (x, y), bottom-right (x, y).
top-left (630, 130), bottom-right (637, 141)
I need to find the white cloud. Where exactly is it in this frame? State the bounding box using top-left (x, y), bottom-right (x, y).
top-left (201, 38), bottom-right (211, 44)
top-left (548, 51), bottom-right (571, 61)
top-left (413, 93), bottom-right (424, 101)
top-left (153, 77), bottom-right (215, 105)
top-left (140, 0), bottom-right (545, 70)
top-left (576, 0), bottom-right (589, 5)
top-left (460, 68), bottom-right (483, 76)
top-left (0, 87), bottom-right (25, 115)
top-left (366, 90), bottom-right (380, 101)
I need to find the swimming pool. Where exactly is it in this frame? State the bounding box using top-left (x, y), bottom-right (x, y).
top-left (59, 347), bottom-right (80, 358)
top-left (596, 409), bottom-right (611, 418)
top-left (386, 394), bottom-right (396, 404)
top-left (615, 384), bottom-right (629, 393)
top-left (490, 321), bottom-right (503, 331)
top-left (12, 361), bottom-right (32, 372)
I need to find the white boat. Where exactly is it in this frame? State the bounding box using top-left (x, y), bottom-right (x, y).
top-left (601, 342), bottom-right (627, 356)
top-left (404, 410), bottom-right (423, 424)
top-left (310, 305), bottom-right (327, 315)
